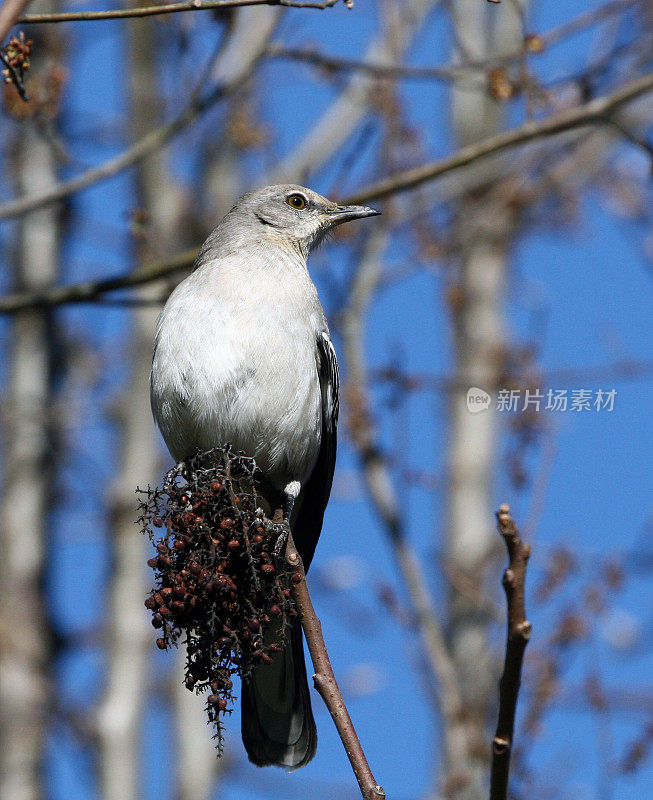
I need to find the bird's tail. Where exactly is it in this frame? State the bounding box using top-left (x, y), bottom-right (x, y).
top-left (241, 615), bottom-right (316, 770)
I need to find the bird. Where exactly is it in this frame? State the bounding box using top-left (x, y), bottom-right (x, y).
top-left (150, 184), bottom-right (380, 770)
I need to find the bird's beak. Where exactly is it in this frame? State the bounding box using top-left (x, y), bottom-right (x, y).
top-left (327, 204), bottom-right (382, 225)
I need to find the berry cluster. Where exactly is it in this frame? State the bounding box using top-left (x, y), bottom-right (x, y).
top-left (1, 32), bottom-right (32, 99)
top-left (138, 448), bottom-right (295, 751)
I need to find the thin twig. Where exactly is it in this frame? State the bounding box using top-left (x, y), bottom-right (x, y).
top-left (267, 0), bottom-right (645, 87)
top-left (267, 44), bottom-right (468, 83)
top-left (0, 247), bottom-right (197, 313)
top-left (18, 0), bottom-right (342, 25)
top-left (0, 87), bottom-right (221, 221)
top-left (0, 12), bottom-right (277, 223)
top-left (373, 358), bottom-right (653, 393)
top-left (490, 504), bottom-right (532, 800)
top-left (0, 47), bottom-right (28, 101)
top-left (284, 531), bottom-right (386, 800)
top-left (346, 71), bottom-right (653, 205)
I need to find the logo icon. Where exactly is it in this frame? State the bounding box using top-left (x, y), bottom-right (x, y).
top-left (466, 387), bottom-right (491, 413)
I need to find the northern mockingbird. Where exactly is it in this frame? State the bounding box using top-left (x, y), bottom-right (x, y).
top-left (150, 184), bottom-right (379, 769)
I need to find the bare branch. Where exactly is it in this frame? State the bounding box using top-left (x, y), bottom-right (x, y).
top-left (490, 504), bottom-right (532, 800)
top-left (267, 43), bottom-right (467, 83)
top-left (0, 0), bottom-right (29, 41)
top-left (0, 47), bottom-right (28, 100)
top-left (18, 0), bottom-right (344, 25)
top-left (284, 530), bottom-right (386, 800)
top-left (373, 359), bottom-right (653, 393)
top-left (346, 71), bottom-right (653, 205)
top-left (0, 13), bottom-right (277, 223)
top-left (0, 247), bottom-right (197, 313)
top-left (266, 0), bottom-right (440, 183)
top-left (267, 0), bottom-right (644, 86)
top-left (0, 92), bottom-right (222, 221)
top-left (542, 0), bottom-right (642, 51)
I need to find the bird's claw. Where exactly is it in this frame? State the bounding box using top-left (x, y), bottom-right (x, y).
top-left (272, 521), bottom-right (290, 568)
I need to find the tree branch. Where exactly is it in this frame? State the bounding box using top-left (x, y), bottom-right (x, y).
top-left (0, 11), bottom-right (277, 223)
top-left (346, 71), bottom-right (653, 205)
top-left (18, 0), bottom-right (343, 25)
top-left (267, 43), bottom-right (467, 83)
top-left (269, 0), bottom-right (644, 88)
top-left (284, 530), bottom-right (386, 800)
top-left (490, 504), bottom-right (532, 800)
top-left (0, 47), bottom-right (29, 101)
top-left (0, 247), bottom-right (197, 313)
top-left (0, 0), bottom-right (30, 41)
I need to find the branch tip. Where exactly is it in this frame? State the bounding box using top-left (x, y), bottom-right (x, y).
top-left (489, 506), bottom-right (531, 800)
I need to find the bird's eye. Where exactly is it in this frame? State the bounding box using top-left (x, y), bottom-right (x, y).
top-left (287, 194), bottom-right (307, 210)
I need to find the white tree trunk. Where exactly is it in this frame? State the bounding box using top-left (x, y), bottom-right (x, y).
top-left (444, 3), bottom-right (526, 798)
top-left (0, 118), bottom-right (58, 800)
top-left (96, 13), bottom-right (174, 800)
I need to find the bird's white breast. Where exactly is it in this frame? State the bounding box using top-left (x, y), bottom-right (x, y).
top-left (150, 250), bottom-right (325, 490)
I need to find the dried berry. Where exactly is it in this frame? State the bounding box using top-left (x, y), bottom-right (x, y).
top-left (138, 447), bottom-right (297, 754)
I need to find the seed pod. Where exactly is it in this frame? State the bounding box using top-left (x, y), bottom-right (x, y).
top-left (156, 638), bottom-right (167, 650)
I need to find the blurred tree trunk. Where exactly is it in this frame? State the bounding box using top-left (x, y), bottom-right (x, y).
top-left (443, 3), bottom-right (526, 798)
top-left (0, 92), bottom-right (59, 800)
top-left (95, 12), bottom-right (188, 800)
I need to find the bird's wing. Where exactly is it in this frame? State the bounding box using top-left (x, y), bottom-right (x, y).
top-left (292, 331), bottom-right (339, 571)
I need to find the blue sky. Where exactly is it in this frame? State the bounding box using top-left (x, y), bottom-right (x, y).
top-left (1, 1), bottom-right (652, 799)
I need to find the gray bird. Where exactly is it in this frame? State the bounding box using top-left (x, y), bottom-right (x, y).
top-left (150, 184), bottom-right (379, 769)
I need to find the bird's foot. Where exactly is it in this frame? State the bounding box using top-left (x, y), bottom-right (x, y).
top-left (272, 488), bottom-right (297, 566)
top-left (272, 524), bottom-right (290, 566)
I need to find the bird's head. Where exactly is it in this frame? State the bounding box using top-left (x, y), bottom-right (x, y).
top-left (228, 184), bottom-right (381, 257)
